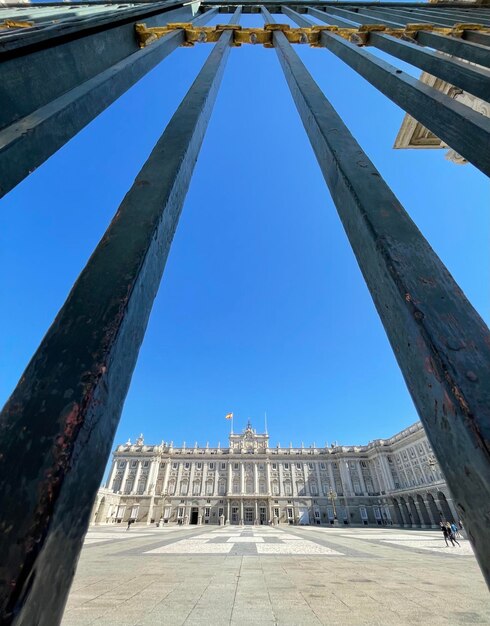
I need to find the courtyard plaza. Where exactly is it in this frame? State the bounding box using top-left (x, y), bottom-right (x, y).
top-left (61, 525), bottom-right (489, 626)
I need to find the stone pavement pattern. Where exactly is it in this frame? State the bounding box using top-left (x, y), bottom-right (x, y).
top-left (62, 525), bottom-right (489, 625)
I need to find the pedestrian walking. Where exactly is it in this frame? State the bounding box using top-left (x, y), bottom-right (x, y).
top-left (447, 522), bottom-right (460, 547)
top-left (440, 522), bottom-right (450, 546)
top-left (450, 522), bottom-right (460, 539)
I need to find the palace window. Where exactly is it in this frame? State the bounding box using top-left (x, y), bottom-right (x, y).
top-left (180, 480), bottom-right (188, 496)
top-left (259, 480), bottom-right (266, 494)
top-left (193, 481), bottom-right (201, 496)
top-left (184, 462), bottom-right (190, 469)
top-left (284, 463), bottom-right (289, 470)
top-left (287, 508), bottom-right (294, 519)
top-left (296, 481), bottom-right (305, 496)
top-left (284, 481), bottom-right (292, 496)
top-left (206, 480), bottom-right (213, 495)
top-left (172, 462), bottom-right (178, 469)
top-left (131, 461), bottom-right (137, 468)
top-left (320, 463), bottom-right (326, 469)
top-left (221, 463), bottom-right (226, 470)
top-left (308, 463), bottom-right (314, 470)
top-left (218, 480), bottom-right (226, 496)
top-left (310, 482), bottom-right (319, 496)
top-left (234, 463), bottom-right (239, 470)
top-left (197, 463), bottom-right (202, 469)
top-left (143, 461), bottom-right (149, 468)
top-left (118, 461), bottom-right (125, 468)
top-left (272, 463), bottom-right (277, 470)
top-left (233, 480), bottom-right (240, 494)
top-left (205, 507), bottom-right (211, 518)
top-left (296, 463), bottom-right (301, 469)
top-left (177, 507), bottom-right (185, 518)
top-left (272, 481), bottom-right (279, 496)
top-left (209, 463), bottom-right (215, 470)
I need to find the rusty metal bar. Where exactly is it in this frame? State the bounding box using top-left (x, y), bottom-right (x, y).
top-left (262, 2), bottom-right (490, 588)
top-left (0, 7), bottom-right (241, 624)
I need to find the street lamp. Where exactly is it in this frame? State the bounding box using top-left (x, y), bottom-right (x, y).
top-left (327, 489), bottom-right (337, 524)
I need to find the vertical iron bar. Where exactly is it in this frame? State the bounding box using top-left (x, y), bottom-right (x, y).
top-left (0, 7), bottom-right (240, 625)
top-left (262, 3), bottom-right (490, 587)
top-left (0, 9), bottom-right (220, 198)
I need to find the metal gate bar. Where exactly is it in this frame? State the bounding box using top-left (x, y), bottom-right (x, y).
top-left (263, 0), bottom-right (490, 588)
top-left (0, 7), bottom-right (240, 624)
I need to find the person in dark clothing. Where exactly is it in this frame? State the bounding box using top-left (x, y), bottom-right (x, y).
top-left (440, 522), bottom-right (450, 546)
top-left (446, 522), bottom-right (460, 547)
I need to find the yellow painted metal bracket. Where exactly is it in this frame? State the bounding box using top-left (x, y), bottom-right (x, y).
top-left (135, 22), bottom-right (489, 48)
top-left (0, 19), bottom-right (34, 29)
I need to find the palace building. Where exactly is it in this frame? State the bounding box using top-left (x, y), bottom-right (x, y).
top-left (92, 421), bottom-right (458, 529)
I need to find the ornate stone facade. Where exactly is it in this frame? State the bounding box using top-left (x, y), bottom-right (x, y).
top-left (92, 421), bottom-right (458, 528)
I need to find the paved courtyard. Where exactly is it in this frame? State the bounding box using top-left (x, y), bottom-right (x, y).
top-left (62, 525), bottom-right (489, 625)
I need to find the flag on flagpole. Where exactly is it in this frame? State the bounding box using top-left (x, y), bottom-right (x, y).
top-left (225, 413), bottom-right (233, 420)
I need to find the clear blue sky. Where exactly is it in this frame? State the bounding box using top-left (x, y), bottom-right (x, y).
top-left (1, 10), bottom-right (489, 461)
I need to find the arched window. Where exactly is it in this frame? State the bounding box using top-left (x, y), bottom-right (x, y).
top-left (218, 479), bottom-right (226, 495)
top-left (206, 479), bottom-right (213, 495)
top-left (193, 480), bottom-right (201, 496)
top-left (168, 479), bottom-right (176, 495)
top-left (180, 480), bottom-right (188, 496)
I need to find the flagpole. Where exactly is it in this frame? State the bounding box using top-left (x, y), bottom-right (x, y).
top-left (231, 413), bottom-right (233, 435)
top-left (264, 411), bottom-right (268, 434)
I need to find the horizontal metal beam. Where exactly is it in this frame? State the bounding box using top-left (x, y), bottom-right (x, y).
top-left (262, 3), bottom-right (490, 589)
top-left (0, 3), bottom-right (195, 130)
top-left (0, 9), bottom-right (220, 199)
top-left (328, 6), bottom-right (490, 66)
top-left (287, 7), bottom-right (490, 100)
top-left (0, 8), bottom-right (240, 625)
top-left (0, 0), bottom-right (182, 56)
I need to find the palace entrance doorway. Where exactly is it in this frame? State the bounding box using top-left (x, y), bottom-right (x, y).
top-left (244, 507), bottom-right (254, 524)
top-left (190, 508), bottom-right (199, 525)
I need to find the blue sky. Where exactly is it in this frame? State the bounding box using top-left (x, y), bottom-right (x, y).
top-left (1, 10), bottom-right (488, 461)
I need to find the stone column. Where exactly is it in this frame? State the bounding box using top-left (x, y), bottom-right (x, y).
top-left (132, 462), bottom-right (142, 495)
top-left (227, 499), bottom-right (231, 524)
top-left (227, 462), bottom-right (232, 494)
top-left (107, 460), bottom-right (118, 490)
top-left (266, 462), bottom-right (272, 496)
top-left (240, 462), bottom-right (245, 494)
top-left (357, 462), bottom-right (367, 495)
top-left (121, 460), bottom-right (130, 494)
top-left (253, 463), bottom-right (258, 494)
top-left (202, 462), bottom-right (208, 497)
top-left (240, 500), bottom-right (244, 525)
top-left (340, 461), bottom-right (353, 496)
top-left (380, 456), bottom-right (395, 491)
top-left (278, 462), bottom-right (284, 497)
top-left (255, 500), bottom-right (258, 524)
top-left (162, 459), bottom-right (171, 494)
top-left (146, 459), bottom-right (159, 524)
